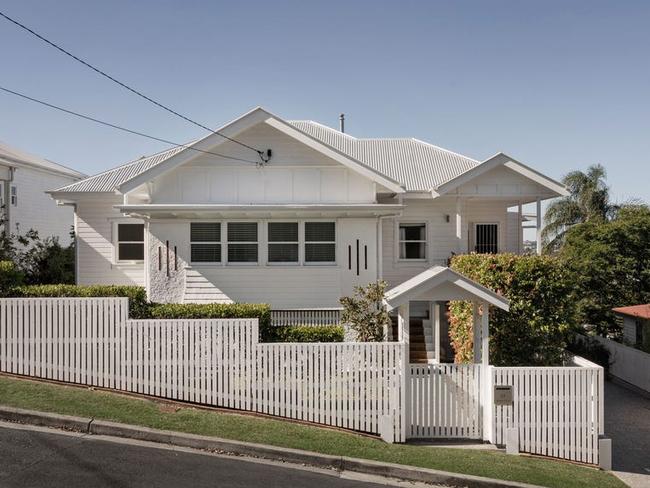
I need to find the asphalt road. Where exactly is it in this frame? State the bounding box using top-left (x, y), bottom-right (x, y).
top-left (0, 423), bottom-right (426, 488)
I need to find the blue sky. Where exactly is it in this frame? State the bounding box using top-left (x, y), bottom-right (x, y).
top-left (0, 0), bottom-right (648, 204)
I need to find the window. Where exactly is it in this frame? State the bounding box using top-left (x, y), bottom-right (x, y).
top-left (268, 222), bottom-right (298, 263)
top-left (399, 223), bottom-right (426, 260)
top-left (191, 223), bottom-right (221, 263)
top-left (10, 186), bottom-right (17, 206)
top-left (475, 223), bottom-right (498, 254)
top-left (305, 222), bottom-right (336, 264)
top-left (228, 222), bottom-right (258, 263)
top-left (117, 223), bottom-right (144, 261)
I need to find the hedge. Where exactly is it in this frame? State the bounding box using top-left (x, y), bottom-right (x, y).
top-left (267, 325), bottom-right (344, 343)
top-left (0, 261), bottom-right (24, 296)
top-left (147, 302), bottom-right (270, 329)
top-left (449, 253), bottom-right (578, 366)
top-left (9, 284), bottom-right (149, 319)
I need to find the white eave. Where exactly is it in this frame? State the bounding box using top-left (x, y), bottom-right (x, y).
top-left (115, 203), bottom-right (404, 219)
top-left (383, 266), bottom-right (509, 311)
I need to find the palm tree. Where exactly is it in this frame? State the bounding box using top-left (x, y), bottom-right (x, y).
top-left (542, 164), bottom-right (617, 252)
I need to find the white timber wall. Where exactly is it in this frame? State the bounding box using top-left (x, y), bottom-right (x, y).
top-left (381, 198), bottom-right (512, 287)
top-left (147, 217), bottom-right (378, 308)
top-left (150, 123), bottom-right (376, 205)
top-left (10, 167), bottom-right (78, 245)
top-left (0, 297), bottom-right (405, 441)
top-left (75, 196), bottom-right (145, 286)
top-left (593, 335), bottom-right (650, 393)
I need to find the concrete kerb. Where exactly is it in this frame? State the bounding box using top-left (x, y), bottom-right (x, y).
top-left (0, 406), bottom-right (543, 488)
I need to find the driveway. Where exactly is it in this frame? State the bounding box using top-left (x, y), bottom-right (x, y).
top-left (605, 380), bottom-right (650, 488)
top-left (0, 422), bottom-right (435, 488)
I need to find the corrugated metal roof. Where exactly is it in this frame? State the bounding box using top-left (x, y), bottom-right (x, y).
top-left (53, 119), bottom-right (480, 193)
top-left (53, 144), bottom-right (187, 193)
top-left (0, 141), bottom-right (86, 179)
top-left (288, 121), bottom-right (479, 191)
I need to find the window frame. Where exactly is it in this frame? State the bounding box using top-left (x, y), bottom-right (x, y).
top-left (114, 221), bottom-right (145, 264)
top-left (226, 221), bottom-right (259, 265)
top-left (190, 221), bottom-right (222, 264)
top-left (267, 221), bottom-right (300, 266)
top-left (304, 221), bottom-right (337, 266)
top-left (397, 221), bottom-right (428, 262)
top-left (10, 185), bottom-right (17, 206)
top-left (474, 222), bottom-right (499, 254)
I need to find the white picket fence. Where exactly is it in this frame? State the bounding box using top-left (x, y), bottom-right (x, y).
top-left (0, 298), bottom-right (404, 441)
top-left (491, 361), bottom-right (604, 465)
top-left (408, 364), bottom-right (482, 439)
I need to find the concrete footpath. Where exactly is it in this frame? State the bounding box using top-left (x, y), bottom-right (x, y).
top-left (0, 405), bottom-right (542, 488)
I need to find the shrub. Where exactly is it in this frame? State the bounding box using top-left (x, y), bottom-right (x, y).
top-left (147, 302), bottom-right (272, 338)
top-left (266, 325), bottom-right (344, 343)
top-left (0, 260), bottom-right (24, 296)
top-left (9, 284), bottom-right (149, 319)
top-left (449, 253), bottom-right (578, 366)
top-left (340, 281), bottom-right (390, 342)
top-left (566, 334), bottom-right (611, 372)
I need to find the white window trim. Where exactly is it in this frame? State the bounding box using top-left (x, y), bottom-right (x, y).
top-left (473, 222), bottom-right (500, 253)
top-left (267, 220), bottom-right (300, 266)
top-left (227, 221), bottom-right (260, 266)
top-left (113, 220), bottom-right (145, 265)
top-left (10, 185), bottom-right (17, 206)
top-left (190, 221), bottom-right (222, 265)
top-left (396, 221), bottom-right (428, 262)
top-left (304, 220), bottom-right (337, 266)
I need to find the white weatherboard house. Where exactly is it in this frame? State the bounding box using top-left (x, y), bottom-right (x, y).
top-left (1, 141), bottom-right (85, 245)
top-left (48, 107), bottom-right (566, 323)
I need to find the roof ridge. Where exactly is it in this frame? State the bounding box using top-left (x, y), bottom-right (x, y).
top-left (288, 120), bottom-right (359, 140)
top-left (410, 138), bottom-right (480, 163)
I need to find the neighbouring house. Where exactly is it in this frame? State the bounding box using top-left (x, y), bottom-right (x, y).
top-left (48, 107), bottom-right (567, 360)
top-left (613, 304), bottom-right (650, 352)
top-left (1, 141), bottom-right (85, 245)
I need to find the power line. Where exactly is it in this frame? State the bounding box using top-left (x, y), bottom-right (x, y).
top-left (0, 10), bottom-right (267, 160)
top-left (0, 85), bottom-right (260, 165)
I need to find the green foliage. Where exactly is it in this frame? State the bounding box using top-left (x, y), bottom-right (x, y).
top-left (0, 260), bottom-right (24, 296)
top-left (559, 205), bottom-right (650, 336)
top-left (147, 302), bottom-right (272, 338)
top-left (449, 253), bottom-right (578, 366)
top-left (0, 227), bottom-right (75, 285)
top-left (542, 164), bottom-right (618, 253)
top-left (266, 325), bottom-right (344, 343)
top-left (340, 281), bottom-right (390, 342)
top-left (10, 284), bottom-right (149, 319)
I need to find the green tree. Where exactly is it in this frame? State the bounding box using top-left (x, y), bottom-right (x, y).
top-left (560, 204), bottom-right (650, 336)
top-left (340, 281), bottom-right (391, 342)
top-left (542, 164), bottom-right (617, 253)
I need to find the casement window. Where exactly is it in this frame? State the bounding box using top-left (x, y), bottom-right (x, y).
top-left (10, 186), bottom-right (17, 206)
top-left (267, 222), bottom-right (299, 263)
top-left (116, 223), bottom-right (144, 261)
top-left (398, 223), bottom-right (426, 260)
top-left (474, 223), bottom-right (498, 254)
top-left (190, 222), bottom-right (221, 263)
top-left (304, 222), bottom-right (336, 264)
top-left (227, 222), bottom-right (258, 263)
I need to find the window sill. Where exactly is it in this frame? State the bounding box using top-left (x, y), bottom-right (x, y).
top-left (112, 262), bottom-right (144, 269)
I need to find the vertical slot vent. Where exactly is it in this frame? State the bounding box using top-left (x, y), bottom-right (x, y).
top-left (348, 245), bottom-right (352, 270)
top-left (158, 247), bottom-right (162, 271)
top-left (174, 245), bottom-right (178, 271)
top-left (364, 245), bottom-right (368, 270)
top-left (356, 239), bottom-right (360, 276)
top-left (166, 240), bottom-right (170, 277)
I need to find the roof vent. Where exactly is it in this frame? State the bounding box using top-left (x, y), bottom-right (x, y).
top-left (339, 113), bottom-right (345, 133)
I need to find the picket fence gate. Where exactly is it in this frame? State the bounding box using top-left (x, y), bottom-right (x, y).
top-left (0, 298), bottom-right (404, 441)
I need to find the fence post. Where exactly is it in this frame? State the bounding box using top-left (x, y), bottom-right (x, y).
top-left (481, 364), bottom-right (494, 443)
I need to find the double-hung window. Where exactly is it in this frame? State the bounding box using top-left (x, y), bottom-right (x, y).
top-left (10, 186), bottom-right (17, 206)
top-left (398, 223), bottom-right (426, 260)
top-left (116, 223), bottom-right (144, 262)
top-left (228, 222), bottom-right (258, 263)
top-left (268, 222), bottom-right (299, 263)
top-left (190, 223), bottom-right (221, 263)
top-left (304, 222), bottom-right (336, 264)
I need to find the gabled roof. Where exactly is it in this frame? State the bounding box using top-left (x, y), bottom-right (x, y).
top-left (289, 121), bottom-right (479, 192)
top-left (613, 304), bottom-right (650, 320)
top-left (384, 266), bottom-right (509, 311)
top-left (431, 152), bottom-right (569, 197)
top-left (0, 141), bottom-right (85, 179)
top-left (50, 108), bottom-right (564, 198)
